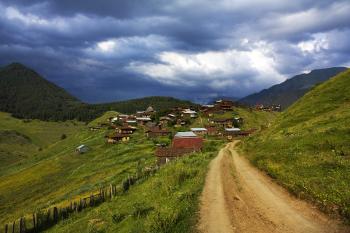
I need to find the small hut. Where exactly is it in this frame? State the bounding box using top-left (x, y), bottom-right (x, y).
top-left (76, 145), bottom-right (89, 154)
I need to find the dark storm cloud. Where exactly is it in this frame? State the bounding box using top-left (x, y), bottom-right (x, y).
top-left (0, 0), bottom-right (349, 103)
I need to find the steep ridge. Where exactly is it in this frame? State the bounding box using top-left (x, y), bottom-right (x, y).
top-left (240, 67), bottom-right (347, 108)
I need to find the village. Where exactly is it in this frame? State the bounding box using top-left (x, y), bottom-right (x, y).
top-left (76, 99), bottom-right (278, 166)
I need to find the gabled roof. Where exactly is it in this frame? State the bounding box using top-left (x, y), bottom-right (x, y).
top-left (146, 106), bottom-right (154, 112)
top-left (136, 117), bottom-right (152, 121)
top-left (126, 120), bottom-right (137, 123)
top-left (225, 128), bottom-right (241, 132)
top-left (76, 144), bottom-right (87, 149)
top-left (202, 104), bottom-right (214, 108)
top-left (118, 114), bottom-right (129, 118)
top-left (182, 109), bottom-right (197, 114)
top-left (191, 128), bottom-right (207, 131)
top-left (174, 131), bottom-right (197, 138)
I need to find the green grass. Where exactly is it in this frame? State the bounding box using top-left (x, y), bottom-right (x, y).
top-left (233, 107), bottom-right (278, 130)
top-left (0, 112), bottom-right (85, 172)
top-left (44, 140), bottom-right (224, 233)
top-left (0, 105), bottom-right (278, 231)
top-left (240, 69), bottom-right (350, 221)
top-left (0, 115), bottom-right (155, 225)
top-left (88, 111), bottom-right (119, 127)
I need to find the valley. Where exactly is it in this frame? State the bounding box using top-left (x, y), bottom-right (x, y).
top-left (0, 65), bottom-right (349, 233)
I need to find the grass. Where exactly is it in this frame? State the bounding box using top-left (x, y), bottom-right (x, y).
top-left (44, 140), bottom-right (224, 233)
top-left (0, 112), bottom-right (85, 173)
top-left (88, 111), bottom-right (119, 127)
top-left (0, 105), bottom-right (278, 232)
top-left (240, 69), bottom-right (350, 222)
top-left (0, 115), bottom-right (155, 225)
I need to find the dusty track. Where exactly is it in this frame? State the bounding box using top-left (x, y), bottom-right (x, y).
top-left (198, 141), bottom-right (349, 233)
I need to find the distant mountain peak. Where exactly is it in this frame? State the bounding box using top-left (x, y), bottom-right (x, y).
top-left (239, 67), bottom-right (348, 109)
top-left (4, 62), bottom-right (28, 70)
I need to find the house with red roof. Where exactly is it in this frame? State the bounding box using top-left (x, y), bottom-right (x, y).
top-left (155, 131), bottom-right (203, 165)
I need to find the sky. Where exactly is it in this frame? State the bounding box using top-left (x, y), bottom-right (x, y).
top-left (0, 0), bottom-right (349, 103)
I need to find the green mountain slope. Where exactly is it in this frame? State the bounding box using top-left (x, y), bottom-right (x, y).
top-left (0, 112), bottom-right (85, 171)
top-left (241, 69), bottom-right (350, 221)
top-left (0, 63), bottom-right (196, 122)
top-left (240, 67), bottom-right (347, 109)
top-left (0, 63), bottom-right (82, 120)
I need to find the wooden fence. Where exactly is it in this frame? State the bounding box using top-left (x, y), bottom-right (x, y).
top-left (2, 167), bottom-right (158, 233)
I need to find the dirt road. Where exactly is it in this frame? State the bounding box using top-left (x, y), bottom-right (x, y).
top-left (198, 141), bottom-right (349, 233)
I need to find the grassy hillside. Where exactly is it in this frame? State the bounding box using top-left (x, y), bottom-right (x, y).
top-left (240, 67), bottom-right (347, 109)
top-left (88, 111), bottom-right (119, 127)
top-left (0, 112), bottom-right (224, 232)
top-left (0, 115), bottom-right (156, 225)
top-left (240, 69), bottom-right (350, 221)
top-left (0, 112), bottom-right (85, 172)
top-left (44, 140), bottom-right (224, 233)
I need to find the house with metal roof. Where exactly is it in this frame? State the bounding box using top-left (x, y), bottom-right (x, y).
top-left (191, 128), bottom-right (208, 135)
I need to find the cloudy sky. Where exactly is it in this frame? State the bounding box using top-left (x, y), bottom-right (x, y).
top-left (0, 0), bottom-right (349, 103)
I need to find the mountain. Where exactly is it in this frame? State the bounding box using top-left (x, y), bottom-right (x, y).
top-left (0, 63), bottom-right (82, 120)
top-left (239, 67), bottom-right (348, 109)
top-left (0, 63), bottom-right (197, 121)
top-left (242, 68), bottom-right (350, 221)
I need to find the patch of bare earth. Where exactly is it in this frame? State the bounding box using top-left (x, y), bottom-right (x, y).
top-left (198, 141), bottom-right (349, 233)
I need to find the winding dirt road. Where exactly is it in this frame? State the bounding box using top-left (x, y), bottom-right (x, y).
top-left (198, 141), bottom-right (349, 233)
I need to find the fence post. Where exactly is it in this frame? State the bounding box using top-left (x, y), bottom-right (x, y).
top-left (19, 217), bottom-right (25, 233)
top-left (110, 184), bottom-right (113, 199)
top-left (46, 209), bottom-right (51, 227)
top-left (11, 221), bottom-right (15, 233)
top-left (32, 213), bottom-right (36, 232)
top-left (90, 194), bottom-right (94, 207)
top-left (53, 207), bottom-right (58, 223)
